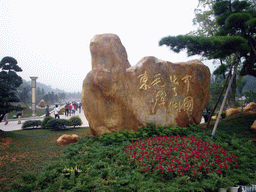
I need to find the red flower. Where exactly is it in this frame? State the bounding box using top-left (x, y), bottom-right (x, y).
top-left (125, 135), bottom-right (239, 180)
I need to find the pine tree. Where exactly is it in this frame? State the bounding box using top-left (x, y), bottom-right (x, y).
top-left (0, 56), bottom-right (23, 122)
top-left (159, 0), bottom-right (256, 77)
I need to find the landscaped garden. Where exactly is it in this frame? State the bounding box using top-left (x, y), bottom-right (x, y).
top-left (1, 113), bottom-right (256, 191)
top-left (8, 103), bottom-right (66, 120)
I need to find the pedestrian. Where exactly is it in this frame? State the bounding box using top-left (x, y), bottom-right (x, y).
top-left (3, 112), bottom-right (9, 125)
top-left (54, 104), bottom-right (60, 119)
top-left (78, 102), bottom-right (82, 113)
top-left (17, 104), bottom-right (23, 124)
top-left (68, 103), bottom-right (72, 116)
top-left (65, 103), bottom-right (69, 116)
top-left (71, 103), bottom-right (76, 116)
top-left (3, 102), bottom-right (9, 125)
top-left (45, 105), bottom-right (50, 117)
top-left (75, 102), bottom-right (78, 111)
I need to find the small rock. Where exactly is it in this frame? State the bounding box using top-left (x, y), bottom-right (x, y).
top-left (211, 116), bottom-right (217, 121)
top-left (251, 120), bottom-right (256, 133)
top-left (244, 102), bottom-right (256, 115)
top-left (38, 99), bottom-right (45, 108)
top-left (226, 108), bottom-right (242, 117)
top-left (57, 134), bottom-right (80, 145)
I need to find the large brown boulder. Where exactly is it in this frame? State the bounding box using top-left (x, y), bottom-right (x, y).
top-left (82, 34), bottom-right (211, 136)
top-left (56, 134), bottom-right (80, 145)
top-left (226, 108), bottom-right (242, 117)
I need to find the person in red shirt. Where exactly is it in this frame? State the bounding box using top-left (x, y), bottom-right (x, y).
top-left (64, 103), bottom-right (69, 116)
top-left (68, 103), bottom-right (72, 116)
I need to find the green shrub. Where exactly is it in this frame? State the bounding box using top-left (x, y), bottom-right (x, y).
top-left (9, 113), bottom-right (256, 191)
top-left (69, 116), bottom-right (82, 128)
top-left (142, 122), bottom-right (158, 137)
top-left (99, 122), bottom-right (200, 145)
top-left (45, 119), bottom-right (70, 131)
top-left (22, 120), bottom-right (41, 129)
top-left (215, 111), bottom-right (227, 119)
top-left (221, 111), bottom-right (226, 119)
top-left (11, 131), bottom-right (256, 191)
top-left (41, 116), bottom-right (54, 129)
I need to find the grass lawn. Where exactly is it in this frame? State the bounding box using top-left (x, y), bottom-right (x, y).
top-left (9, 108), bottom-right (46, 119)
top-left (0, 127), bottom-right (92, 190)
top-left (198, 112), bottom-right (256, 141)
top-left (1, 112), bottom-right (256, 191)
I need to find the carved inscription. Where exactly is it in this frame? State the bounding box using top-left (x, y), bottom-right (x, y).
top-left (170, 75), bottom-right (179, 96)
top-left (137, 71), bottom-right (150, 90)
top-left (151, 90), bottom-right (167, 114)
top-left (138, 71), bottom-right (194, 115)
top-left (182, 75), bottom-right (192, 92)
top-left (151, 74), bottom-right (166, 87)
top-left (169, 96), bottom-right (194, 113)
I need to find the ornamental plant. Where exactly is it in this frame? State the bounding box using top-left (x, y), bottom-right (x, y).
top-left (41, 116), bottom-right (54, 129)
top-left (8, 116), bottom-right (256, 191)
top-left (45, 119), bottom-right (70, 131)
top-left (99, 122), bottom-right (198, 145)
top-left (9, 130), bottom-right (256, 191)
top-left (125, 135), bottom-right (239, 183)
top-left (21, 120), bottom-right (41, 129)
top-left (69, 116), bottom-right (82, 128)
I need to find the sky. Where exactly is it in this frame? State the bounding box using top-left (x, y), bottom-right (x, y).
top-left (0, 0), bottom-right (215, 92)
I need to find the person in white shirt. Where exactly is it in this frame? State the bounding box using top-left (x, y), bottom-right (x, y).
top-left (72, 104), bottom-right (76, 116)
top-left (54, 105), bottom-right (60, 119)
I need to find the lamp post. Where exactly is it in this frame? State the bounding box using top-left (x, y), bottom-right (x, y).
top-left (30, 77), bottom-right (38, 117)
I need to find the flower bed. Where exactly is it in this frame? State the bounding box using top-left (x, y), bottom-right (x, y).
top-left (8, 121), bottom-right (256, 191)
top-left (125, 135), bottom-right (239, 181)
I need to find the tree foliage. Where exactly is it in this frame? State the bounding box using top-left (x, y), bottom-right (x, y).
top-left (0, 56), bottom-right (23, 121)
top-left (159, 0), bottom-right (256, 77)
top-left (191, 0), bottom-right (218, 36)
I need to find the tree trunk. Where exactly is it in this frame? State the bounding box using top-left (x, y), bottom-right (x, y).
top-left (246, 41), bottom-right (256, 77)
top-left (231, 71), bottom-right (237, 107)
top-left (227, 71), bottom-right (237, 108)
top-left (206, 52), bottom-right (240, 128)
top-left (0, 114), bottom-right (5, 122)
top-left (212, 63), bottom-right (238, 137)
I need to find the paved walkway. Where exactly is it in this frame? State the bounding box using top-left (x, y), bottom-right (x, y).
top-left (0, 108), bottom-right (89, 132)
top-left (0, 107), bottom-right (205, 132)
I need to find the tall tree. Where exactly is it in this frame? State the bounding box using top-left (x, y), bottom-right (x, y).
top-left (58, 92), bottom-right (66, 101)
top-left (159, 0), bottom-right (256, 77)
top-left (0, 57), bottom-right (23, 122)
top-left (191, 0), bottom-right (218, 36)
top-left (43, 93), bottom-right (50, 103)
top-left (18, 86), bottom-right (31, 106)
top-left (160, 0), bottom-right (256, 108)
